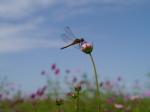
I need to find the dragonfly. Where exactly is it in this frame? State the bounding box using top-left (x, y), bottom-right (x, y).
top-left (60, 26), bottom-right (85, 50)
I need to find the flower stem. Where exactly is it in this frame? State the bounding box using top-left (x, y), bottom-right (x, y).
top-left (58, 105), bottom-right (61, 112)
top-left (89, 53), bottom-right (101, 112)
top-left (76, 91), bottom-right (80, 112)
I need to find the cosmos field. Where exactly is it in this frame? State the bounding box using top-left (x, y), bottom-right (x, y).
top-left (0, 63), bottom-right (150, 112)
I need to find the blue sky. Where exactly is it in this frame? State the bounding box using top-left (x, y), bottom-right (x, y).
top-left (0, 0), bottom-right (150, 93)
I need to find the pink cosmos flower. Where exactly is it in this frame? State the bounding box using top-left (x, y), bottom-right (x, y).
top-left (145, 90), bottom-right (150, 97)
top-left (130, 95), bottom-right (140, 101)
top-left (114, 103), bottom-right (124, 109)
top-left (30, 93), bottom-right (36, 99)
top-left (55, 68), bottom-right (60, 75)
top-left (51, 63), bottom-right (56, 70)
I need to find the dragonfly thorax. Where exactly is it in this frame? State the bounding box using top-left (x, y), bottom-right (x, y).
top-left (80, 38), bottom-right (85, 42)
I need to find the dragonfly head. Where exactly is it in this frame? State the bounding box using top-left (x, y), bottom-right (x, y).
top-left (80, 38), bottom-right (85, 42)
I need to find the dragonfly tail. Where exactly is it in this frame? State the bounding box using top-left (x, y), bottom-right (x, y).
top-left (60, 43), bottom-right (74, 50)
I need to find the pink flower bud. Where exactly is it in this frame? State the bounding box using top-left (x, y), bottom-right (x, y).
top-left (80, 42), bottom-right (93, 54)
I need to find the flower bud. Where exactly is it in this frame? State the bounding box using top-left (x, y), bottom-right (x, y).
top-left (56, 98), bottom-right (63, 106)
top-left (75, 84), bottom-right (82, 92)
top-left (80, 42), bottom-right (93, 54)
top-left (67, 92), bottom-right (77, 99)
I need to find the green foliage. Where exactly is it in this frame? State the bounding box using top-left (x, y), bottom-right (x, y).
top-left (0, 95), bottom-right (150, 112)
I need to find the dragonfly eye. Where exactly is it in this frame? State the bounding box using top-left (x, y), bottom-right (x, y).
top-left (80, 38), bottom-right (84, 42)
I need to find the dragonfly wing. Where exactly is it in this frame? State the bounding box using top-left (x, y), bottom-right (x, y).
top-left (64, 26), bottom-right (76, 39)
top-left (61, 33), bottom-right (80, 49)
top-left (61, 26), bottom-right (80, 49)
top-left (61, 33), bottom-right (73, 44)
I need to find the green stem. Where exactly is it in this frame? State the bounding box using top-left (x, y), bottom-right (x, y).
top-left (58, 105), bottom-right (61, 112)
top-left (89, 53), bottom-right (100, 112)
top-left (76, 91), bottom-right (80, 112)
top-left (73, 99), bottom-right (76, 112)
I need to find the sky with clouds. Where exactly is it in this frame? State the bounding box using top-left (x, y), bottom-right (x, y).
top-left (0, 0), bottom-right (150, 93)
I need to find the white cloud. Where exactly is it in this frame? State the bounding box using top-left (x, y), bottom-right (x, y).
top-left (0, 37), bottom-right (63, 53)
top-left (59, 0), bottom-right (144, 7)
top-left (0, 0), bottom-right (147, 19)
top-left (51, 0), bottom-right (149, 21)
top-left (0, 0), bottom-right (57, 19)
top-left (0, 17), bottom-right (63, 53)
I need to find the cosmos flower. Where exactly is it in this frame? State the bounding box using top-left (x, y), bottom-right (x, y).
top-left (67, 92), bottom-right (77, 99)
top-left (130, 95), bottom-right (140, 101)
top-left (114, 103), bottom-right (124, 109)
top-left (55, 68), bottom-right (60, 75)
top-left (30, 93), bottom-right (36, 99)
top-left (80, 42), bottom-right (93, 54)
top-left (145, 90), bottom-right (150, 97)
top-left (51, 63), bottom-right (56, 70)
